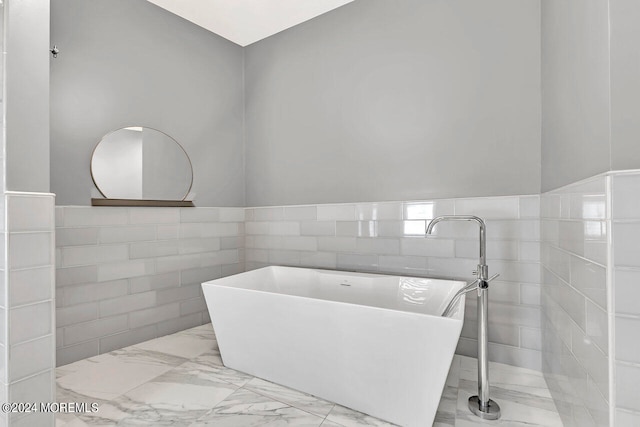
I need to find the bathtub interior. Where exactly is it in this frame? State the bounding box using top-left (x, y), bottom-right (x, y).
top-left (208, 266), bottom-right (467, 317)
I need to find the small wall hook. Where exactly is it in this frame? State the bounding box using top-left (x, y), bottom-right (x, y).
top-left (50, 45), bottom-right (59, 58)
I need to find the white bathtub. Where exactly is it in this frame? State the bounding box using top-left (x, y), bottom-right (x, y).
top-left (202, 266), bottom-right (466, 427)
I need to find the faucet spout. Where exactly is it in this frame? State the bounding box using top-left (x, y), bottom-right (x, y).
top-left (426, 215), bottom-right (487, 280)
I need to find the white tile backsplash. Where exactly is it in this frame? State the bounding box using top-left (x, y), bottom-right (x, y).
top-left (569, 194), bottom-right (606, 220)
top-left (7, 193), bottom-right (54, 231)
top-left (97, 259), bottom-right (155, 282)
top-left (613, 222), bottom-right (640, 268)
top-left (283, 206), bottom-right (317, 221)
top-left (268, 221), bottom-right (300, 236)
top-left (245, 221), bottom-right (269, 235)
top-left (157, 224), bottom-right (179, 240)
top-left (617, 408), bottom-right (640, 426)
top-left (317, 236), bottom-right (358, 252)
top-left (10, 301), bottom-right (53, 344)
top-left (178, 237), bottom-right (221, 255)
top-left (55, 206), bottom-right (244, 366)
top-left (56, 227), bottom-right (100, 246)
top-left (62, 244), bottom-right (129, 267)
top-left (253, 207), bottom-right (284, 221)
top-left (201, 222), bottom-right (240, 237)
top-left (355, 237), bottom-right (399, 255)
top-left (355, 202), bottom-right (402, 220)
top-left (317, 204), bottom-right (356, 221)
top-left (9, 370), bottom-right (54, 406)
top-left (218, 207), bottom-right (245, 222)
top-left (56, 265), bottom-right (99, 287)
top-left (57, 303), bottom-right (98, 328)
top-left (615, 316), bottom-right (640, 365)
top-left (519, 241), bottom-right (541, 261)
top-left (130, 207), bottom-right (180, 224)
top-left (9, 335), bottom-right (54, 381)
top-left (616, 362), bottom-right (640, 412)
top-left (63, 314), bottom-right (129, 346)
top-left (62, 280), bottom-right (129, 306)
top-left (0, 193), bottom-right (55, 419)
top-left (281, 236), bottom-right (318, 251)
top-left (454, 196), bottom-right (520, 219)
top-left (8, 232), bottom-right (53, 269)
top-left (614, 268), bottom-right (640, 316)
top-left (129, 303), bottom-right (181, 329)
top-left (519, 195), bottom-right (540, 218)
top-left (9, 266), bottom-right (54, 306)
top-left (1, 193), bottom-right (55, 407)
top-left (403, 200), bottom-right (455, 220)
top-left (612, 174), bottom-right (640, 220)
top-left (400, 237), bottom-right (455, 257)
top-left (336, 253), bottom-right (379, 271)
top-left (97, 225), bottom-right (156, 243)
top-left (246, 194), bottom-right (543, 370)
top-left (538, 172), bottom-right (640, 426)
top-left (98, 292), bottom-right (157, 318)
top-left (42, 173), bottom-right (640, 426)
top-left (130, 240), bottom-right (180, 259)
top-left (63, 206), bottom-right (129, 226)
top-left (455, 239), bottom-right (518, 260)
top-left (129, 272), bottom-right (180, 294)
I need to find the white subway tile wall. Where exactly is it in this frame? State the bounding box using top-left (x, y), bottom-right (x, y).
top-left (540, 175), bottom-right (610, 427)
top-left (0, 190), bottom-right (4, 427)
top-left (52, 175), bottom-right (640, 427)
top-left (2, 193), bottom-right (56, 426)
top-left (612, 172), bottom-right (640, 424)
top-left (246, 196), bottom-right (543, 370)
top-left (55, 206), bottom-right (244, 366)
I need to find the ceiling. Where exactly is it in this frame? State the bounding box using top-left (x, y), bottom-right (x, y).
top-left (146, 0), bottom-right (355, 46)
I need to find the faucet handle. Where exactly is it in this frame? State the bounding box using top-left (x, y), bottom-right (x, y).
top-left (487, 273), bottom-right (499, 282)
top-left (472, 265), bottom-right (490, 279)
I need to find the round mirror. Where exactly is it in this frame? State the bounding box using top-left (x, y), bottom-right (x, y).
top-left (91, 127), bottom-right (193, 201)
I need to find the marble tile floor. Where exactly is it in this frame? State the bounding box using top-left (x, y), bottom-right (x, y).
top-left (55, 324), bottom-right (562, 426)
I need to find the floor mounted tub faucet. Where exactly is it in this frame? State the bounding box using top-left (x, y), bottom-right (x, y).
top-left (426, 215), bottom-right (501, 420)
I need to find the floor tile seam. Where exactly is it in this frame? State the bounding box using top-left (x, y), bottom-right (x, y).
top-left (54, 384), bottom-right (120, 401)
top-left (159, 357), bottom-right (247, 392)
top-left (457, 369), bottom-right (550, 388)
top-left (199, 386), bottom-right (323, 424)
top-left (237, 381), bottom-right (335, 421)
top-left (118, 344), bottom-right (194, 364)
top-left (457, 378), bottom-right (556, 404)
top-left (55, 383), bottom-right (116, 408)
top-left (82, 351), bottom-right (186, 374)
top-left (80, 363), bottom-right (177, 402)
top-left (460, 361), bottom-right (547, 377)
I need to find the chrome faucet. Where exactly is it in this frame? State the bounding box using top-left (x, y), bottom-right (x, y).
top-left (426, 215), bottom-right (501, 420)
top-left (426, 215), bottom-right (488, 281)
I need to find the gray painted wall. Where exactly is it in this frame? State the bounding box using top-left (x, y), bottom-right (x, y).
top-left (541, 0), bottom-right (640, 192)
top-left (50, 0), bottom-right (245, 206)
top-left (610, 0), bottom-right (640, 171)
top-left (244, 0), bottom-right (541, 206)
top-left (5, 0), bottom-right (50, 192)
top-left (541, 0), bottom-right (611, 192)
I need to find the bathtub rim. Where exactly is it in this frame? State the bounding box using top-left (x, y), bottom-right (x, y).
top-left (202, 265), bottom-right (467, 321)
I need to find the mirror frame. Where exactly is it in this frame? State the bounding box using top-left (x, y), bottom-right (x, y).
top-left (90, 126), bottom-right (195, 207)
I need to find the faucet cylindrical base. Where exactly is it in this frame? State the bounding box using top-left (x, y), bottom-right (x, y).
top-left (469, 284), bottom-right (501, 420)
top-left (468, 396), bottom-right (501, 420)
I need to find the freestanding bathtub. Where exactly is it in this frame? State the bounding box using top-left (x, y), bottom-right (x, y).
top-left (202, 266), bottom-right (466, 427)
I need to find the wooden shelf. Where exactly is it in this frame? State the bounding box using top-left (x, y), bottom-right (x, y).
top-left (91, 198), bottom-right (194, 207)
